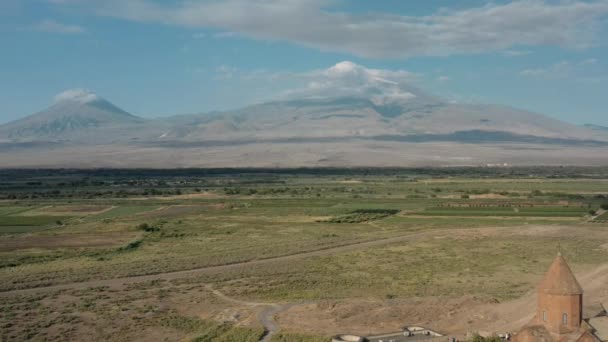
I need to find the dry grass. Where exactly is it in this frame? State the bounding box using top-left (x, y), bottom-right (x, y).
top-left (1, 174), bottom-right (607, 340)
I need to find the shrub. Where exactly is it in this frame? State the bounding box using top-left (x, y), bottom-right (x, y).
top-left (137, 223), bottom-right (159, 232)
top-left (469, 334), bottom-right (503, 342)
top-left (601, 203), bottom-right (608, 210)
top-left (323, 209), bottom-right (399, 224)
top-left (119, 239), bottom-right (143, 251)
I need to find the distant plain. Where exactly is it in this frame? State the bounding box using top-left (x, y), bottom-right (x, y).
top-left (1, 168), bottom-right (608, 341)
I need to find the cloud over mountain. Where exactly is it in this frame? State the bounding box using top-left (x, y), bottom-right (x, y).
top-left (54, 89), bottom-right (100, 104)
top-left (282, 61), bottom-right (421, 106)
top-left (49, 0), bottom-right (608, 58)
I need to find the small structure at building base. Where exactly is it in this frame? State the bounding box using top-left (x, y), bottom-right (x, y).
top-left (333, 252), bottom-right (607, 342)
top-left (333, 326), bottom-right (443, 342)
top-left (332, 335), bottom-right (367, 342)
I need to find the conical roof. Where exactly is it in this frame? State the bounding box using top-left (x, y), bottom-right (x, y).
top-left (538, 253), bottom-right (583, 295)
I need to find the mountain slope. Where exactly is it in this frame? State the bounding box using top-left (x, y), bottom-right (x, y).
top-left (584, 124), bottom-right (608, 131)
top-left (2, 88), bottom-right (608, 168)
top-left (158, 96), bottom-right (606, 143)
top-left (0, 89), bottom-right (144, 142)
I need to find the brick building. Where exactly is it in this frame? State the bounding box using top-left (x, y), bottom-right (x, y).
top-left (513, 253), bottom-right (607, 342)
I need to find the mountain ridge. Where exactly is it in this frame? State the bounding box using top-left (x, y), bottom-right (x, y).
top-left (0, 89), bottom-right (143, 141)
top-left (1, 89), bottom-right (608, 167)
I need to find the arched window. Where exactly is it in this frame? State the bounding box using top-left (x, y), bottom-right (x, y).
top-left (542, 311), bottom-right (547, 322)
top-left (562, 313), bottom-right (568, 325)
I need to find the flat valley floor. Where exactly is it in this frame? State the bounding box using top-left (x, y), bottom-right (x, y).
top-left (1, 168), bottom-right (608, 342)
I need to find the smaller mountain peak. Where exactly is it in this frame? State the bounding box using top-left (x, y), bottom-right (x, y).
top-left (54, 89), bottom-right (101, 105)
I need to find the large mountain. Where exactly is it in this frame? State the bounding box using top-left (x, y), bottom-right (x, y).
top-left (584, 124), bottom-right (608, 132)
top-left (156, 97), bottom-right (601, 143)
top-left (0, 89), bottom-right (145, 142)
top-left (1, 88), bottom-right (608, 167)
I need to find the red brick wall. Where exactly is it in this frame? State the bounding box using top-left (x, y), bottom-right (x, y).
top-left (536, 293), bottom-right (582, 333)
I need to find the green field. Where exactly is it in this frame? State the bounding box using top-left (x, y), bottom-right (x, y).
top-left (0, 207), bottom-right (33, 216)
top-left (0, 226), bottom-right (55, 234)
top-left (0, 215), bottom-right (66, 227)
top-left (0, 168), bottom-right (607, 341)
top-left (87, 205), bottom-right (159, 220)
top-left (418, 206), bottom-right (588, 217)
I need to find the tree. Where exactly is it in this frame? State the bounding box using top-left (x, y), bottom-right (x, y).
top-left (470, 334), bottom-right (503, 342)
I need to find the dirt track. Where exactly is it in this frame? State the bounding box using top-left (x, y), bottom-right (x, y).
top-left (274, 262), bottom-right (608, 338)
top-left (3, 224), bottom-right (606, 340)
top-left (0, 228), bottom-right (462, 297)
top-left (0, 225), bottom-right (580, 297)
top-left (203, 284), bottom-right (296, 341)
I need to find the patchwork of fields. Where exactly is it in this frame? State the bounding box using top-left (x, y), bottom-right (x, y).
top-left (0, 168), bottom-right (607, 341)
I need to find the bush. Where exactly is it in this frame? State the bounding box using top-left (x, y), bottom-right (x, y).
top-left (323, 209), bottom-right (399, 224)
top-left (119, 239), bottom-right (142, 251)
top-left (469, 334), bottom-right (503, 342)
top-left (137, 223), bottom-right (159, 232)
top-left (601, 203), bottom-right (608, 210)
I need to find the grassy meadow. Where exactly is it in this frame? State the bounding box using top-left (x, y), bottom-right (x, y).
top-left (0, 167), bottom-right (607, 341)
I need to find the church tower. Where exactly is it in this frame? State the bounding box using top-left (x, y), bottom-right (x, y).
top-left (535, 252), bottom-right (584, 334)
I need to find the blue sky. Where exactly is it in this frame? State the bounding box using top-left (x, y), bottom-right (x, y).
top-left (1, 0), bottom-right (608, 125)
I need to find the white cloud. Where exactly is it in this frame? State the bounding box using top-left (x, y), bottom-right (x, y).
top-left (437, 76), bottom-right (451, 82)
top-left (215, 65), bottom-right (239, 80)
top-left (502, 50), bottom-right (532, 57)
top-left (48, 0), bottom-right (608, 58)
top-left (54, 89), bottom-right (99, 104)
top-left (579, 58), bottom-right (598, 65)
top-left (520, 61), bottom-right (571, 77)
top-left (192, 32), bottom-right (207, 39)
top-left (275, 61), bottom-right (421, 105)
top-left (47, 0), bottom-right (80, 3)
top-left (191, 31), bottom-right (237, 40)
top-left (213, 31), bottom-right (238, 39)
top-left (34, 19), bottom-right (85, 34)
top-left (520, 59), bottom-right (600, 78)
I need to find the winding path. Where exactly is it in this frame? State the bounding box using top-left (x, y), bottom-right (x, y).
top-left (0, 229), bottom-right (452, 297)
top-left (204, 284), bottom-right (295, 341)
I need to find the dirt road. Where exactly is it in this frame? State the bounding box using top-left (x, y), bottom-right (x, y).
top-left (0, 225), bottom-right (575, 297)
top-left (204, 284), bottom-right (297, 341)
top-left (0, 228), bottom-right (466, 297)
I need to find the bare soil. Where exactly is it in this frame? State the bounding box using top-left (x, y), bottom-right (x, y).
top-left (38, 205), bottom-right (112, 213)
top-left (276, 263), bottom-right (608, 338)
top-left (1, 224), bottom-right (606, 341)
top-left (136, 205), bottom-right (206, 219)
